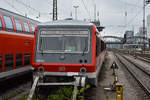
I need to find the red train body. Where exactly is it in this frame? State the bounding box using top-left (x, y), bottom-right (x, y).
top-left (0, 8), bottom-right (39, 72)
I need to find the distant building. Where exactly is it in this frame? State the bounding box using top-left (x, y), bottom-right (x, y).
top-left (138, 27), bottom-right (144, 37)
top-left (135, 27), bottom-right (147, 37)
top-left (147, 15), bottom-right (150, 38)
top-left (124, 31), bottom-right (134, 43)
top-left (124, 31), bottom-right (134, 38)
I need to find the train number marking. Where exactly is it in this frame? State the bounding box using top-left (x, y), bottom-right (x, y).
top-left (59, 66), bottom-right (66, 71)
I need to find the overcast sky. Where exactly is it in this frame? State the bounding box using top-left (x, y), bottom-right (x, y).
top-left (0, 0), bottom-right (150, 37)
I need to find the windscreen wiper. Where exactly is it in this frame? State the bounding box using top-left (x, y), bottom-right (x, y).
top-left (82, 47), bottom-right (86, 56)
top-left (82, 39), bottom-right (87, 56)
top-left (40, 38), bottom-right (44, 55)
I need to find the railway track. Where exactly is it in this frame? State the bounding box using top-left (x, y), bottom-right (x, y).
top-left (130, 52), bottom-right (150, 64)
top-left (115, 53), bottom-right (150, 97)
top-left (117, 50), bottom-right (150, 64)
top-left (0, 71), bottom-right (33, 100)
top-left (136, 56), bottom-right (150, 64)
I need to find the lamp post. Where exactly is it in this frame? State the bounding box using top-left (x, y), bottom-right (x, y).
top-left (143, 0), bottom-right (150, 53)
top-left (73, 6), bottom-right (79, 20)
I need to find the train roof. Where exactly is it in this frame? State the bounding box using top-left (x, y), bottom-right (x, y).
top-left (0, 8), bottom-right (40, 24)
top-left (38, 20), bottom-right (94, 27)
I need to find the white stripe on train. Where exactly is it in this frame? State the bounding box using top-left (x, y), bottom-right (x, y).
top-left (0, 30), bottom-right (34, 38)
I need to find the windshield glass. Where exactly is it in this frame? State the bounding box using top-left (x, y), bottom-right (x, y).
top-left (38, 30), bottom-right (89, 53)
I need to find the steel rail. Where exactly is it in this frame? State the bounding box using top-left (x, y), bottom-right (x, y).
top-left (115, 53), bottom-right (150, 97)
top-left (136, 56), bottom-right (150, 64)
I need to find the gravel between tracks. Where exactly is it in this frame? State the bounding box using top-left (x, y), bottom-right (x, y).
top-left (85, 51), bottom-right (149, 100)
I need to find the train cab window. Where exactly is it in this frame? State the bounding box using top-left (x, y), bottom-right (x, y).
top-left (3, 16), bottom-right (14, 30)
top-left (14, 19), bottom-right (22, 32)
top-left (24, 22), bottom-right (30, 33)
top-left (31, 24), bottom-right (35, 34)
top-left (39, 30), bottom-right (89, 53)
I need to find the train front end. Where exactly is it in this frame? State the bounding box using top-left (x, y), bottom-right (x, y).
top-left (32, 20), bottom-right (97, 85)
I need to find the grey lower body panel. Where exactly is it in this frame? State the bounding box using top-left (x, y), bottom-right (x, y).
top-left (42, 71), bottom-right (97, 86)
top-left (43, 71), bottom-right (97, 79)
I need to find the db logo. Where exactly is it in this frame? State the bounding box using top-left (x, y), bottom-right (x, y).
top-left (59, 66), bottom-right (66, 71)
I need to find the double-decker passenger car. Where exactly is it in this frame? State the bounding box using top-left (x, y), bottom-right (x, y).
top-left (0, 8), bottom-right (39, 72)
top-left (32, 20), bottom-right (106, 86)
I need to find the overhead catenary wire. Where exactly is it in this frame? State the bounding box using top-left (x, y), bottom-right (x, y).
top-left (81, 0), bottom-right (92, 20)
top-left (127, 9), bottom-right (143, 25)
top-left (3, 0), bottom-right (24, 15)
top-left (15, 0), bottom-right (39, 13)
top-left (2, 0), bottom-right (54, 22)
top-left (14, 0), bottom-right (49, 15)
top-left (14, 0), bottom-right (66, 20)
top-left (117, 0), bottom-right (142, 8)
top-left (44, 0), bottom-right (53, 6)
top-left (128, 0), bottom-right (142, 14)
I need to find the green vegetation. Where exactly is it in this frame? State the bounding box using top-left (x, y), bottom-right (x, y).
top-left (19, 95), bottom-right (30, 100)
top-left (18, 94), bottom-right (42, 100)
top-left (3, 89), bottom-right (24, 100)
top-left (47, 86), bottom-right (73, 100)
top-left (18, 85), bottom-right (91, 100)
top-left (78, 85), bottom-right (90, 95)
top-left (48, 85), bottom-right (91, 100)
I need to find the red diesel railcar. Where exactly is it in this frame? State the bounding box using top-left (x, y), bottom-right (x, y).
top-left (32, 20), bottom-right (106, 86)
top-left (0, 8), bottom-right (39, 72)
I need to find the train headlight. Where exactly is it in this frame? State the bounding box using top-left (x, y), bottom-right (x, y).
top-left (80, 67), bottom-right (87, 74)
top-left (38, 67), bottom-right (44, 73)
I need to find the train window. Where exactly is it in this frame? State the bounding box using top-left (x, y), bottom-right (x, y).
top-left (39, 30), bottom-right (89, 53)
top-left (14, 19), bottom-right (22, 32)
top-left (96, 37), bottom-right (101, 57)
top-left (101, 40), bottom-right (105, 52)
top-left (3, 16), bottom-right (13, 30)
top-left (24, 22), bottom-right (30, 33)
top-left (31, 24), bottom-right (35, 34)
top-left (0, 18), bottom-right (2, 29)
